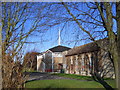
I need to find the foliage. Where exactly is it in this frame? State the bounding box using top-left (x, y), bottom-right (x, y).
top-left (23, 51), bottom-right (40, 71)
top-left (2, 53), bottom-right (27, 88)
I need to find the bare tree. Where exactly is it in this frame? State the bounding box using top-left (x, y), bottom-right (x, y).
top-left (59, 2), bottom-right (120, 89)
top-left (1, 2), bottom-right (60, 88)
top-left (2, 2), bottom-right (40, 88)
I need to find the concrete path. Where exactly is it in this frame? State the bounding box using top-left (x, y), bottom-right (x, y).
top-left (24, 72), bottom-right (73, 82)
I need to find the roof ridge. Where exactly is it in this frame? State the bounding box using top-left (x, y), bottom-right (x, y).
top-left (66, 38), bottom-right (108, 56)
top-left (72, 38), bottom-right (107, 49)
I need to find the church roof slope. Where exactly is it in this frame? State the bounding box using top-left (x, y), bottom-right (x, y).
top-left (66, 38), bottom-right (108, 56)
top-left (49, 45), bottom-right (71, 52)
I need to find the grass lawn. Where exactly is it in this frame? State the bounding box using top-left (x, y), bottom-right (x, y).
top-left (25, 79), bottom-right (115, 88)
top-left (51, 73), bottom-right (93, 81)
top-left (51, 73), bottom-right (113, 81)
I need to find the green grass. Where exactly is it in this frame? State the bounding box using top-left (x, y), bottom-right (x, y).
top-left (51, 73), bottom-right (93, 81)
top-left (105, 80), bottom-right (116, 88)
top-left (51, 73), bottom-right (113, 81)
top-left (25, 79), bottom-right (115, 88)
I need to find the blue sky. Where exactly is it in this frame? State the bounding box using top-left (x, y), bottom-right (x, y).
top-left (23, 22), bottom-right (89, 53)
top-left (21, 3), bottom-right (89, 53)
top-left (2, 2), bottom-right (117, 63)
top-left (18, 2), bottom-right (112, 54)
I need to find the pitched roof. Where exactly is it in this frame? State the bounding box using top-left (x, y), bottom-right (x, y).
top-left (66, 38), bottom-right (108, 56)
top-left (49, 45), bottom-right (71, 52)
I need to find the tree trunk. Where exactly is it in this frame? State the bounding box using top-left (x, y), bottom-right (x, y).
top-left (116, 2), bottom-right (120, 90)
top-left (0, 25), bottom-right (2, 90)
top-left (112, 53), bottom-right (120, 90)
top-left (116, 59), bottom-right (120, 90)
top-left (94, 72), bottom-right (113, 89)
top-left (0, 2), bottom-right (2, 89)
top-left (91, 51), bottom-right (113, 89)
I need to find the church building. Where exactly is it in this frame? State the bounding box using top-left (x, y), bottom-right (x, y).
top-left (37, 30), bottom-right (71, 72)
top-left (64, 39), bottom-right (115, 78)
top-left (36, 30), bottom-right (114, 78)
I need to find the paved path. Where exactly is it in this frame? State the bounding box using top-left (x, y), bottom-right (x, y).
top-left (24, 72), bottom-right (94, 83)
top-left (24, 72), bottom-right (73, 82)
